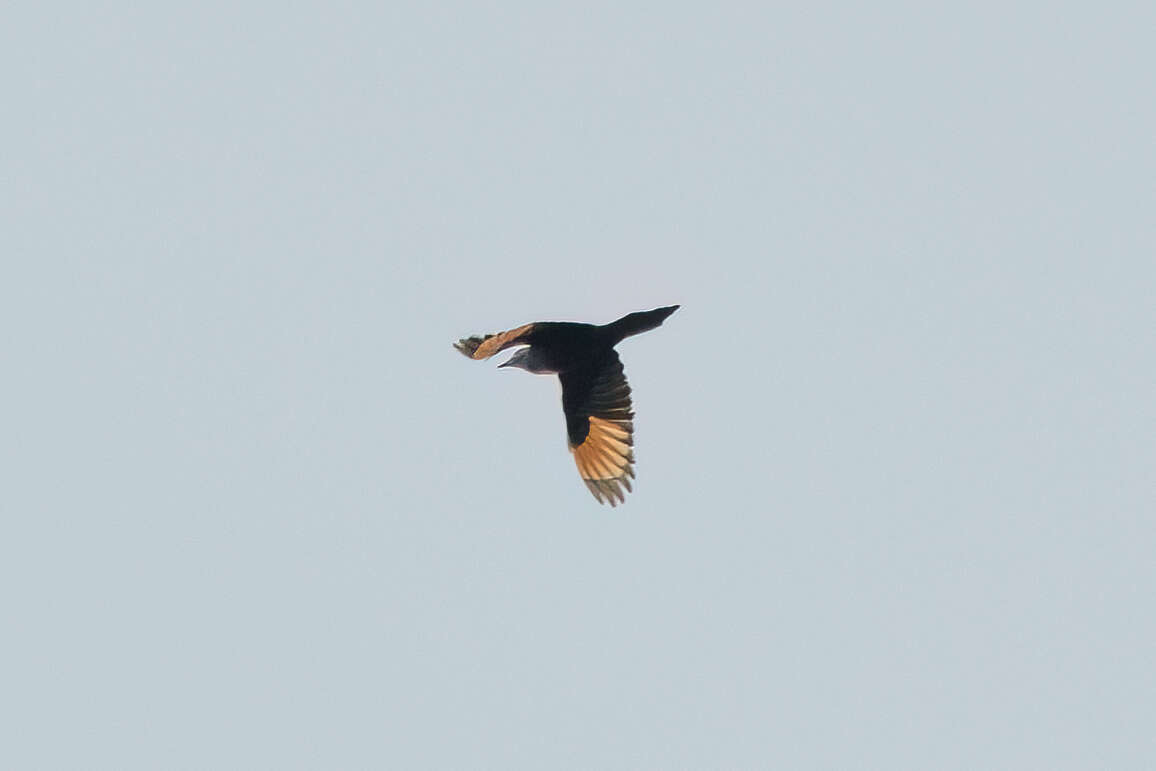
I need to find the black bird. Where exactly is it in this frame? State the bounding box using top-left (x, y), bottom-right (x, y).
top-left (454, 305), bottom-right (679, 506)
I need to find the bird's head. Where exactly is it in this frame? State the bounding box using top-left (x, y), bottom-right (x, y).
top-left (498, 347), bottom-right (555, 374)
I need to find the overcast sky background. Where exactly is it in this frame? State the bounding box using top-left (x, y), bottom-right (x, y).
top-left (4, 2), bottom-right (1154, 768)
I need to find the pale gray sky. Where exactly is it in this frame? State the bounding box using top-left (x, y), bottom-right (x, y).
top-left (3, 2), bottom-right (1154, 768)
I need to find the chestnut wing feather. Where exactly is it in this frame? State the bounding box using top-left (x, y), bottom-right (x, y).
top-left (453, 323), bottom-right (535, 360)
top-left (559, 352), bottom-right (636, 506)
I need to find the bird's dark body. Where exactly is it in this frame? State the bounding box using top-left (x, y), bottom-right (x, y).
top-left (454, 305), bottom-right (678, 505)
top-left (521, 322), bottom-right (605, 373)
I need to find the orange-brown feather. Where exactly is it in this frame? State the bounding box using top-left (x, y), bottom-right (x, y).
top-left (569, 415), bottom-right (635, 506)
top-left (453, 323), bottom-right (535, 360)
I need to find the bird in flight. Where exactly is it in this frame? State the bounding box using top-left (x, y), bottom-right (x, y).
top-left (454, 305), bottom-right (679, 506)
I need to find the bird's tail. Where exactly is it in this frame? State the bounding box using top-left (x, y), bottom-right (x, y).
top-left (604, 305), bottom-right (680, 344)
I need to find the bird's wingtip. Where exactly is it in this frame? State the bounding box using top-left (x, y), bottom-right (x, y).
top-left (453, 337), bottom-right (483, 358)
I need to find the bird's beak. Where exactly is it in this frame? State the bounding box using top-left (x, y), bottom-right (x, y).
top-left (497, 359), bottom-right (512, 368)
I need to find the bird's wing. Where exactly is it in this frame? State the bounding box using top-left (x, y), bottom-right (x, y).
top-left (559, 352), bottom-right (636, 506)
top-left (453, 323), bottom-right (535, 360)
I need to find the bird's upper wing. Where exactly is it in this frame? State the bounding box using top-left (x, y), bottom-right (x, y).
top-left (559, 351), bottom-right (636, 506)
top-left (453, 323), bottom-right (536, 360)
